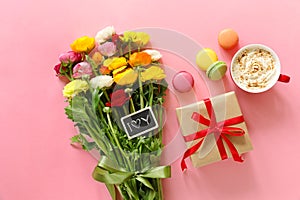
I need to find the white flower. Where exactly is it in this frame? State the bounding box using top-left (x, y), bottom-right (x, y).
top-left (90, 75), bottom-right (114, 89)
top-left (143, 49), bottom-right (162, 61)
top-left (95, 26), bottom-right (115, 44)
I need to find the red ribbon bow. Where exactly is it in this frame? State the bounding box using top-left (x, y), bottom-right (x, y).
top-left (181, 98), bottom-right (246, 171)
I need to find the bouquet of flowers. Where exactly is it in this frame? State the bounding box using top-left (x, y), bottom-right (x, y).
top-left (54, 26), bottom-right (171, 200)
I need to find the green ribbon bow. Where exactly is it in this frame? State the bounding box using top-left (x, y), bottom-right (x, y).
top-left (92, 156), bottom-right (171, 200)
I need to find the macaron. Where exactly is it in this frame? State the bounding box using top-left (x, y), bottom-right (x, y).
top-left (218, 28), bottom-right (239, 50)
top-left (206, 61), bottom-right (227, 80)
top-left (196, 48), bottom-right (218, 71)
top-left (172, 71), bottom-right (194, 93)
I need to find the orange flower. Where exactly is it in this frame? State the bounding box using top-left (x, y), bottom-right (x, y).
top-left (128, 52), bottom-right (152, 67)
top-left (99, 66), bottom-right (110, 75)
top-left (92, 52), bottom-right (103, 65)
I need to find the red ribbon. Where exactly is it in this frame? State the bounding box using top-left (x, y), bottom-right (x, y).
top-left (181, 98), bottom-right (246, 171)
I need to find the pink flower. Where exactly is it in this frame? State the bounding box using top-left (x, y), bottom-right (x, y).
top-left (98, 42), bottom-right (117, 57)
top-left (59, 51), bottom-right (82, 64)
top-left (72, 62), bottom-right (93, 78)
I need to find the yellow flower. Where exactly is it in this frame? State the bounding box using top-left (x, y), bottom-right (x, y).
top-left (112, 66), bottom-right (127, 75)
top-left (103, 58), bottom-right (113, 66)
top-left (107, 57), bottom-right (127, 70)
top-left (120, 31), bottom-right (150, 46)
top-left (120, 31), bottom-right (137, 42)
top-left (128, 52), bottom-right (152, 67)
top-left (141, 66), bottom-right (166, 82)
top-left (113, 67), bottom-right (138, 85)
top-left (63, 80), bottom-right (89, 98)
top-left (134, 32), bottom-right (150, 46)
top-left (70, 36), bottom-right (95, 53)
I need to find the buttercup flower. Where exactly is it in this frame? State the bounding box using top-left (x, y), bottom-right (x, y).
top-left (63, 80), bottom-right (89, 98)
top-left (111, 34), bottom-right (120, 44)
top-left (98, 42), bottom-right (117, 57)
top-left (103, 58), bottom-right (113, 67)
top-left (133, 32), bottom-right (150, 46)
top-left (107, 57), bottom-right (127, 70)
top-left (120, 31), bottom-right (136, 43)
top-left (120, 31), bottom-right (150, 46)
top-left (59, 51), bottom-right (82, 64)
top-left (73, 62), bottom-right (93, 79)
top-left (106, 89), bottom-right (130, 107)
top-left (141, 66), bottom-right (166, 82)
top-left (143, 50), bottom-right (162, 61)
top-left (90, 75), bottom-right (114, 89)
top-left (128, 52), bottom-right (152, 67)
top-left (113, 67), bottom-right (138, 85)
top-left (91, 52), bottom-right (103, 65)
top-left (54, 63), bottom-right (62, 75)
top-left (70, 36), bottom-right (95, 53)
top-left (99, 66), bottom-right (110, 75)
top-left (95, 26), bottom-right (115, 44)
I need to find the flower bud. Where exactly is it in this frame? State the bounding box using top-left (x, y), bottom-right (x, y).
top-left (103, 107), bottom-right (111, 113)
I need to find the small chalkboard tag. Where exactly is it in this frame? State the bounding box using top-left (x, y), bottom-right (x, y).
top-left (121, 107), bottom-right (159, 139)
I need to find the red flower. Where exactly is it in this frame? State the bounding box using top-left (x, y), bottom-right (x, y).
top-left (54, 63), bottom-right (67, 76)
top-left (105, 89), bottom-right (130, 107)
top-left (111, 34), bottom-right (120, 44)
top-left (54, 63), bottom-right (61, 75)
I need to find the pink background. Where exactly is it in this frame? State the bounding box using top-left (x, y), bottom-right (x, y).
top-left (1, 0), bottom-right (300, 199)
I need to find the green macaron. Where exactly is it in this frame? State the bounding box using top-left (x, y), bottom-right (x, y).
top-left (206, 61), bottom-right (227, 80)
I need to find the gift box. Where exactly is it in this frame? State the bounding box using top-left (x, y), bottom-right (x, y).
top-left (176, 91), bottom-right (253, 170)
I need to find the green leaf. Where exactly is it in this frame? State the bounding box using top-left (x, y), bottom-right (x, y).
top-left (70, 96), bottom-right (91, 122)
top-left (64, 105), bottom-right (74, 121)
top-left (136, 177), bottom-right (154, 190)
top-left (70, 135), bottom-right (81, 143)
top-left (124, 182), bottom-right (139, 199)
top-left (145, 189), bottom-right (156, 200)
top-left (70, 134), bottom-right (96, 151)
top-left (105, 184), bottom-right (116, 200)
top-left (92, 88), bottom-right (100, 112)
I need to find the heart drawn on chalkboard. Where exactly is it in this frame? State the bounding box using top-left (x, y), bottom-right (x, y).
top-left (131, 119), bottom-right (141, 129)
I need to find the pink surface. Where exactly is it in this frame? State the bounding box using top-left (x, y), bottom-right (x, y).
top-left (1, 0), bottom-right (300, 200)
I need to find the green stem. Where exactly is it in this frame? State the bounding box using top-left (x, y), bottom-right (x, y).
top-left (81, 122), bottom-right (109, 156)
top-left (63, 72), bottom-right (73, 81)
top-left (128, 42), bottom-right (131, 57)
top-left (159, 106), bottom-right (163, 144)
top-left (138, 67), bottom-right (144, 109)
top-left (129, 98), bottom-right (136, 113)
top-left (156, 178), bottom-right (163, 200)
top-left (97, 105), bottom-right (106, 124)
top-left (106, 112), bottom-right (132, 171)
top-left (103, 89), bottom-right (110, 102)
top-left (149, 83), bottom-right (154, 107)
top-left (119, 46), bottom-right (123, 57)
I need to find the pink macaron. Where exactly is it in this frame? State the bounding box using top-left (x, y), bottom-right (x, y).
top-left (172, 71), bottom-right (194, 93)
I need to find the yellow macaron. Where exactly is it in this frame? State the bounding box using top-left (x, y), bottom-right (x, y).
top-left (196, 48), bottom-right (218, 71)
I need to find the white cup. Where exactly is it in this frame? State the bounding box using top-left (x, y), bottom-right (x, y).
top-left (230, 44), bottom-right (290, 93)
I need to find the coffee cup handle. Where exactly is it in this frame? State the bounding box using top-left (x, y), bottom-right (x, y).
top-left (278, 74), bottom-right (290, 83)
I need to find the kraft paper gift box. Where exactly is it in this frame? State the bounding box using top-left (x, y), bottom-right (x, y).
top-left (176, 91), bottom-right (253, 169)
